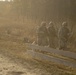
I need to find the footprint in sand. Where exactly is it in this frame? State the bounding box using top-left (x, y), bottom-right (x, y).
top-left (6, 71), bottom-right (26, 75)
top-left (0, 70), bottom-right (2, 72)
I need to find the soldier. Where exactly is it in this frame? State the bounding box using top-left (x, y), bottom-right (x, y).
top-left (47, 22), bottom-right (57, 48)
top-left (37, 22), bottom-right (48, 46)
top-left (58, 22), bottom-right (70, 50)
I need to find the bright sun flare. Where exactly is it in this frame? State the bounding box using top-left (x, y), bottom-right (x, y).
top-left (0, 0), bottom-right (13, 2)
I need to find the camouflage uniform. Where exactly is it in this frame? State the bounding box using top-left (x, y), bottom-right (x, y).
top-left (37, 22), bottom-right (48, 46)
top-left (58, 22), bottom-right (70, 50)
top-left (48, 22), bottom-right (57, 48)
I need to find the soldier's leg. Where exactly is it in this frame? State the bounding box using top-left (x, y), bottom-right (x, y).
top-left (59, 39), bottom-right (64, 50)
top-left (49, 38), bottom-right (55, 48)
top-left (43, 37), bottom-right (48, 46)
top-left (37, 37), bottom-right (42, 46)
top-left (49, 38), bottom-right (52, 47)
top-left (51, 39), bottom-right (54, 48)
top-left (52, 38), bottom-right (56, 48)
top-left (63, 41), bottom-right (68, 50)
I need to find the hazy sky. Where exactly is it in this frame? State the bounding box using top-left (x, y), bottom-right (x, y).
top-left (0, 0), bottom-right (13, 1)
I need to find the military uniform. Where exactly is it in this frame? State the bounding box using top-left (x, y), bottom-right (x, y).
top-left (48, 22), bottom-right (57, 48)
top-left (37, 22), bottom-right (48, 46)
top-left (58, 22), bottom-right (70, 50)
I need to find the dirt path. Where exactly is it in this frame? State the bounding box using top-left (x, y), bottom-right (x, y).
top-left (0, 51), bottom-right (76, 75)
top-left (0, 54), bottom-right (38, 75)
top-left (0, 41), bottom-right (76, 75)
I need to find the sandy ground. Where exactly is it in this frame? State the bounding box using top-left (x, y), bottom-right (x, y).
top-left (0, 49), bottom-right (76, 75)
top-left (0, 26), bottom-right (75, 75)
top-left (0, 54), bottom-right (34, 75)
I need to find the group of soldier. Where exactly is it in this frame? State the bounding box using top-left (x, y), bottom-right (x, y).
top-left (37, 21), bottom-right (70, 50)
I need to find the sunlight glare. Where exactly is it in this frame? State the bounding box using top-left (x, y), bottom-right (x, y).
top-left (0, 0), bottom-right (13, 1)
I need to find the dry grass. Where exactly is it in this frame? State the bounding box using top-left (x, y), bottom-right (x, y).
top-left (0, 18), bottom-right (76, 75)
top-left (0, 39), bottom-right (76, 75)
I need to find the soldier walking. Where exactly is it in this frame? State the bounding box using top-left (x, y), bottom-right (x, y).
top-left (37, 22), bottom-right (48, 46)
top-left (58, 22), bottom-right (70, 50)
top-left (47, 22), bottom-right (57, 48)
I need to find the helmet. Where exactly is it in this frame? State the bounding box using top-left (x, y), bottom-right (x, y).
top-left (49, 22), bottom-right (54, 27)
top-left (41, 21), bottom-right (46, 26)
top-left (62, 22), bottom-right (67, 27)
